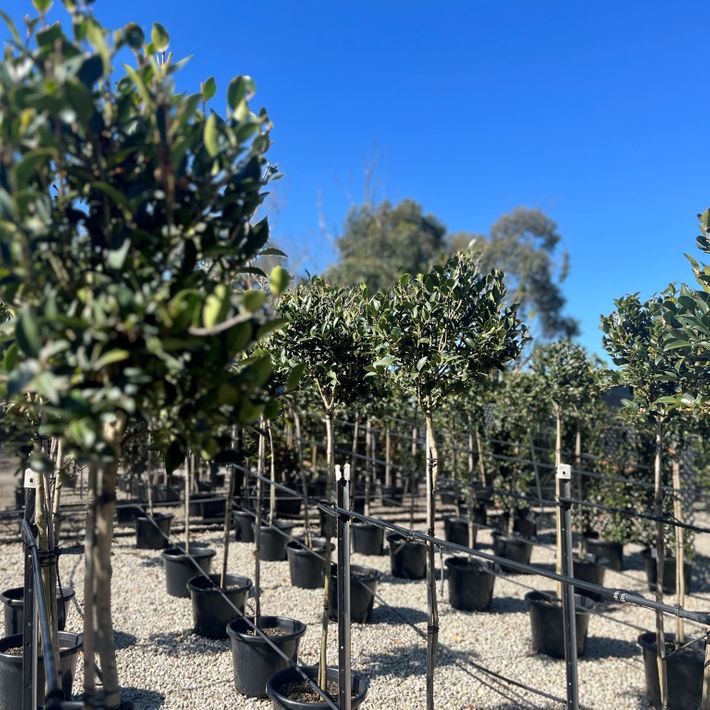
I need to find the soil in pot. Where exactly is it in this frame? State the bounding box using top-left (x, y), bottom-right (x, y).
top-left (161, 543), bottom-right (216, 598)
top-left (445, 557), bottom-right (496, 611)
top-left (135, 512), bottom-right (173, 550)
top-left (226, 615), bottom-right (306, 698)
top-left (256, 520), bottom-right (296, 561)
top-left (492, 533), bottom-right (534, 572)
top-left (0, 631), bottom-right (82, 709)
top-left (388, 534), bottom-right (427, 579)
top-left (2, 586), bottom-right (76, 637)
top-left (267, 665), bottom-right (369, 709)
top-left (444, 517), bottom-right (476, 548)
top-left (327, 564), bottom-right (380, 623)
top-left (525, 590), bottom-right (592, 658)
top-left (352, 522), bottom-right (384, 556)
top-left (638, 631), bottom-right (705, 709)
top-left (584, 538), bottom-right (623, 571)
top-left (643, 554), bottom-right (692, 595)
top-left (573, 554), bottom-right (607, 602)
top-left (234, 509), bottom-right (255, 543)
top-left (187, 573), bottom-right (252, 639)
top-left (287, 540), bottom-right (326, 589)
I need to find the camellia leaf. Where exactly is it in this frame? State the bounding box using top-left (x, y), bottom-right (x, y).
top-left (269, 265), bottom-right (290, 296)
top-left (16, 309), bottom-right (41, 357)
top-left (151, 22), bottom-right (170, 53)
top-left (203, 113), bottom-right (218, 157)
top-left (200, 76), bottom-right (216, 102)
top-left (227, 75), bottom-right (255, 111)
top-left (32, 0), bottom-right (53, 13)
top-left (243, 289), bottom-right (266, 312)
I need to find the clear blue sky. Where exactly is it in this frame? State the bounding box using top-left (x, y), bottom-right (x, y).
top-left (11, 1), bottom-right (710, 355)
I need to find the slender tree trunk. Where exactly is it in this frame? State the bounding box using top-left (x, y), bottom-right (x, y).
top-left (254, 425), bottom-right (265, 630)
top-left (364, 418), bottom-right (373, 517)
top-left (319, 410), bottom-right (335, 689)
top-left (467, 414), bottom-right (474, 480)
top-left (411, 424), bottom-right (418, 494)
top-left (83, 463), bottom-right (98, 707)
top-left (92, 412), bottom-right (127, 708)
top-left (672, 458), bottom-right (685, 645)
top-left (475, 426), bottom-right (486, 487)
top-left (221, 463), bottom-right (236, 588)
top-left (424, 412), bottom-right (439, 710)
top-left (351, 412), bottom-right (360, 479)
top-left (554, 405), bottom-right (563, 599)
top-left (268, 421), bottom-right (276, 521)
top-left (654, 416), bottom-right (668, 709)
top-left (385, 424), bottom-right (392, 488)
top-left (294, 413), bottom-right (311, 546)
top-left (575, 423), bottom-right (583, 553)
top-left (184, 453), bottom-right (192, 553)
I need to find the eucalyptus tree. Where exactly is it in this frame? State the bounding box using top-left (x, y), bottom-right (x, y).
top-left (601, 293), bottom-right (693, 708)
top-left (369, 250), bottom-right (525, 710)
top-left (270, 277), bottom-right (372, 688)
top-left (0, 7), bottom-right (283, 706)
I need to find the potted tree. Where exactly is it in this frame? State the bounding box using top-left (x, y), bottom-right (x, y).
top-left (370, 250), bottom-right (524, 708)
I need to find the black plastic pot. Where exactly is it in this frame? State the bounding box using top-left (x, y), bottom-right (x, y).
top-left (440, 488), bottom-right (458, 505)
top-left (388, 534), bottom-right (427, 579)
top-left (226, 615), bottom-right (306, 698)
top-left (492, 533), bottom-right (534, 572)
top-left (584, 538), bottom-right (623, 571)
top-left (352, 522), bottom-right (385, 555)
top-left (525, 591), bottom-right (592, 658)
top-left (275, 491), bottom-right (302, 519)
top-left (256, 520), bottom-right (295, 561)
top-left (573, 554), bottom-right (607, 602)
top-left (2, 586), bottom-right (75, 637)
top-left (187, 573), bottom-right (252, 639)
top-left (445, 556), bottom-right (496, 611)
top-left (381, 485), bottom-right (404, 506)
top-left (444, 517), bottom-right (476, 548)
top-left (643, 554), bottom-right (692, 595)
top-left (327, 564), bottom-right (380, 622)
top-left (0, 631), bottom-right (82, 709)
top-left (267, 665), bottom-right (369, 709)
top-left (135, 512), bottom-right (173, 550)
top-left (234, 509), bottom-right (255, 542)
top-left (287, 540), bottom-right (326, 589)
top-left (638, 631), bottom-right (705, 709)
top-left (161, 544), bottom-right (216, 598)
top-left (307, 477), bottom-right (327, 498)
top-left (116, 501), bottom-right (142, 526)
top-left (319, 508), bottom-right (336, 539)
top-left (513, 514), bottom-right (537, 539)
top-left (190, 492), bottom-right (226, 519)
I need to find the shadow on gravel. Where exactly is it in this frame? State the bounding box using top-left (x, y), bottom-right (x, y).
top-left (114, 630), bottom-right (138, 650)
top-left (583, 635), bottom-right (640, 660)
top-left (361, 643), bottom-right (476, 678)
top-left (120, 687), bottom-right (166, 708)
top-left (690, 553), bottom-right (710, 592)
top-left (489, 596), bottom-right (528, 614)
top-left (147, 630), bottom-right (229, 655)
top-left (139, 557), bottom-right (164, 568)
top-left (369, 605), bottom-right (428, 625)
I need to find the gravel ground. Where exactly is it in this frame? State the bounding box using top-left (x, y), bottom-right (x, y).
top-left (2, 489), bottom-right (710, 709)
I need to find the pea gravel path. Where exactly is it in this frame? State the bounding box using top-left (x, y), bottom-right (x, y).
top-left (2, 497), bottom-right (710, 710)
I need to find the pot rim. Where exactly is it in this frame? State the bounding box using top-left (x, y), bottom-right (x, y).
top-left (161, 544), bottom-right (216, 561)
top-left (226, 614), bottom-right (306, 644)
top-left (0, 631), bottom-right (83, 661)
top-left (267, 665), bottom-right (368, 708)
top-left (1, 586), bottom-right (75, 607)
top-left (328, 563), bottom-right (380, 581)
top-left (186, 573), bottom-right (252, 594)
top-left (136, 512), bottom-right (174, 522)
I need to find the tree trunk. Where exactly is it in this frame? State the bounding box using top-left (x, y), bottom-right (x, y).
top-left (554, 405), bottom-right (563, 599)
top-left (83, 463), bottom-right (98, 707)
top-left (672, 458), bottom-right (685, 646)
top-left (268, 421), bottom-right (276, 521)
top-left (221, 463), bottom-right (236, 588)
top-left (385, 424), bottom-right (392, 488)
top-left (654, 416), bottom-right (668, 709)
top-left (351, 412), bottom-right (360, 479)
top-left (184, 453), bottom-right (192, 553)
top-left (575, 423), bottom-right (583, 553)
top-left (475, 426), bottom-right (486, 487)
top-left (424, 413), bottom-right (439, 710)
top-left (254, 423), bottom-right (266, 629)
top-left (364, 418), bottom-right (373, 517)
top-left (92, 412), bottom-right (127, 708)
top-left (294, 413), bottom-right (311, 546)
top-left (529, 428), bottom-right (543, 513)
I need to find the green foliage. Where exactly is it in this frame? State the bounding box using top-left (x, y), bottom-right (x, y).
top-left (369, 250), bottom-right (526, 415)
top-left (450, 208), bottom-right (579, 339)
top-left (0, 7), bottom-right (283, 465)
top-left (327, 199), bottom-right (447, 292)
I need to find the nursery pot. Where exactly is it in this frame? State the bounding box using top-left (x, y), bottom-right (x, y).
top-left (135, 512), bottom-right (173, 550)
top-left (492, 533), bottom-right (534, 572)
top-left (445, 556), bottom-right (496, 611)
top-left (187, 573), bottom-right (252, 639)
top-left (513, 513), bottom-right (538, 539)
top-left (0, 631), bottom-right (82, 709)
top-left (287, 539), bottom-right (326, 589)
top-left (318, 508), bottom-right (336, 540)
top-left (256, 520), bottom-right (295, 561)
top-left (1, 586), bottom-right (75, 637)
top-left (573, 554), bottom-right (608, 602)
top-left (352, 522), bottom-right (385, 555)
top-left (440, 487), bottom-right (458, 506)
top-left (234, 509), bottom-right (255, 542)
top-left (161, 544), bottom-right (216, 598)
top-left (584, 538), bottom-right (623, 571)
top-left (444, 517), bottom-right (476, 548)
top-left (267, 665), bottom-right (369, 709)
top-left (327, 564), bottom-right (380, 623)
top-left (226, 615), bottom-right (306, 698)
top-left (275, 490), bottom-right (302, 518)
top-left (190, 492), bottom-right (226, 519)
top-left (643, 553), bottom-right (692, 595)
top-left (387, 534), bottom-right (427, 580)
top-left (381, 485), bottom-right (404, 506)
top-left (116, 501), bottom-right (142, 526)
top-left (525, 591), bottom-right (592, 658)
top-left (638, 631), bottom-right (705, 709)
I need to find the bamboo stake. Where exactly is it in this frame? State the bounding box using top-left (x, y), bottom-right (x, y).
top-left (424, 413), bottom-right (439, 710)
top-left (83, 463), bottom-right (98, 707)
top-left (672, 458), bottom-right (685, 645)
top-left (254, 422), bottom-right (266, 630)
top-left (653, 416), bottom-right (668, 709)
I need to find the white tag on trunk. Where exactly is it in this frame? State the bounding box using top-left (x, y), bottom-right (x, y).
top-left (24, 469), bottom-right (37, 489)
top-left (557, 463), bottom-right (572, 480)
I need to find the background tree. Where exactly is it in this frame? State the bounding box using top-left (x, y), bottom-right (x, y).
top-left (369, 249), bottom-right (525, 710)
top-left (0, 8), bottom-right (283, 706)
top-left (450, 207), bottom-right (579, 339)
top-left (326, 199), bottom-right (447, 291)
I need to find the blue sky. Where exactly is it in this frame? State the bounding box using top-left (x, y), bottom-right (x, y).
top-left (10, 1), bottom-right (710, 355)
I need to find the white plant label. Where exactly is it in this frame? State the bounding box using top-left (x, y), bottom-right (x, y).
top-left (24, 469), bottom-right (37, 489)
top-left (557, 463), bottom-right (572, 480)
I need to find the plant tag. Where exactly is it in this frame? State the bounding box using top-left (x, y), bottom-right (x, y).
top-left (651, 547), bottom-right (657, 559)
top-left (335, 464), bottom-right (342, 481)
top-left (24, 469), bottom-right (37, 489)
top-left (343, 463), bottom-right (351, 482)
top-left (557, 463), bottom-right (572, 480)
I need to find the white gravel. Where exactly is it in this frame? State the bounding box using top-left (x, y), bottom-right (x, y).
top-left (2, 493), bottom-right (710, 709)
